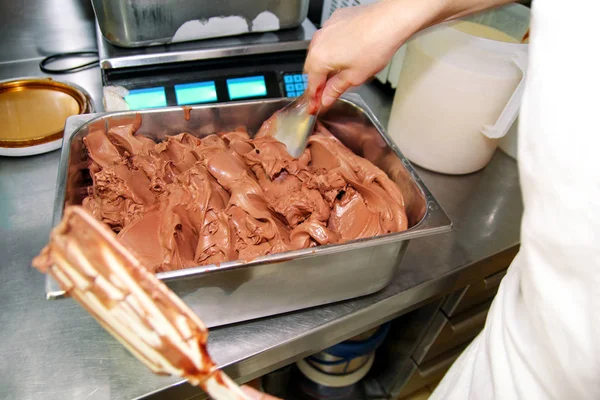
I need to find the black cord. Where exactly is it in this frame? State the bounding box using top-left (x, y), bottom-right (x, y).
top-left (39, 51), bottom-right (99, 74)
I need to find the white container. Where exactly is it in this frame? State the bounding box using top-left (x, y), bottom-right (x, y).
top-left (387, 4), bottom-right (530, 174)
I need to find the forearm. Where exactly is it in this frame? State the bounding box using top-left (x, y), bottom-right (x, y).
top-left (304, 0), bottom-right (516, 109)
top-left (431, 0), bottom-right (516, 23)
top-left (381, 0), bottom-right (516, 50)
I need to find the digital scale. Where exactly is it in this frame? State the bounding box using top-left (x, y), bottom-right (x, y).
top-left (97, 20), bottom-right (318, 110)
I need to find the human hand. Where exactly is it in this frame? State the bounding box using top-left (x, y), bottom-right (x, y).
top-left (304, 0), bottom-right (513, 112)
top-left (304, 0), bottom-right (422, 112)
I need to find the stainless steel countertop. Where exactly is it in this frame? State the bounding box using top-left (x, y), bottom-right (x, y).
top-left (0, 2), bottom-right (523, 398)
top-left (97, 19), bottom-right (318, 69)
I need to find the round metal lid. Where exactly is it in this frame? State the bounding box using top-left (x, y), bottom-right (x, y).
top-left (0, 78), bottom-right (93, 155)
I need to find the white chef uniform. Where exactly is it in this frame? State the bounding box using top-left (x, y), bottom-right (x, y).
top-left (430, 0), bottom-right (600, 398)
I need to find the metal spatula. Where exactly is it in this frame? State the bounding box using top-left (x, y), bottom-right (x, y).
top-left (32, 206), bottom-right (250, 400)
top-left (271, 93), bottom-right (319, 158)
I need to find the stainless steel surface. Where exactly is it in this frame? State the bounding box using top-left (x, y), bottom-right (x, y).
top-left (410, 311), bottom-right (448, 366)
top-left (418, 303), bottom-right (489, 364)
top-left (375, 300), bottom-right (445, 396)
top-left (394, 347), bottom-right (464, 398)
top-left (92, 0), bottom-right (309, 48)
top-left (1, 5), bottom-right (523, 396)
top-left (0, 0), bottom-right (101, 112)
top-left (441, 266), bottom-right (508, 317)
top-left (0, 0), bottom-right (96, 63)
top-left (47, 94), bottom-right (451, 327)
top-left (1, 79), bottom-right (523, 400)
top-left (272, 95), bottom-right (317, 158)
top-left (97, 19), bottom-right (317, 69)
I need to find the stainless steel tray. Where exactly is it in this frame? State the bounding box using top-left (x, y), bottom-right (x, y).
top-left (91, 0), bottom-right (310, 48)
top-left (47, 94), bottom-right (451, 327)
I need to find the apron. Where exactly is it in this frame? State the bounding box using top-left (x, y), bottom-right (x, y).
top-left (430, 1), bottom-right (600, 398)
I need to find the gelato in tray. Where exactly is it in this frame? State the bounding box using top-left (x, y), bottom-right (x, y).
top-left (82, 117), bottom-right (408, 273)
top-left (46, 96), bottom-right (451, 326)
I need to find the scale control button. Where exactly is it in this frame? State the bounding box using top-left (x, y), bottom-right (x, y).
top-left (287, 91), bottom-right (296, 97)
top-left (296, 89), bottom-right (305, 96)
top-left (286, 84), bottom-right (295, 92)
top-left (295, 83), bottom-right (304, 91)
top-left (303, 82), bottom-right (308, 89)
top-left (293, 75), bottom-right (303, 82)
top-left (284, 75), bottom-right (294, 84)
top-left (302, 74), bottom-right (308, 82)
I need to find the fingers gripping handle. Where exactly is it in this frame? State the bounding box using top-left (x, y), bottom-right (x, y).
top-left (482, 50), bottom-right (529, 139)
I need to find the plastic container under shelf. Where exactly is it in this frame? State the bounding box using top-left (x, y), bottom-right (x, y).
top-left (387, 4), bottom-right (530, 174)
top-left (295, 323), bottom-right (390, 399)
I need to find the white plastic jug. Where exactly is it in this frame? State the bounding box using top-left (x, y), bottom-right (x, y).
top-left (387, 4), bottom-right (530, 174)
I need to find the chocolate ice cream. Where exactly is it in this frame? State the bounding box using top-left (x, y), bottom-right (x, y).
top-left (82, 117), bottom-right (408, 273)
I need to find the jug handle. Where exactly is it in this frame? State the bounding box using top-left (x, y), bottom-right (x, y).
top-left (482, 50), bottom-right (529, 139)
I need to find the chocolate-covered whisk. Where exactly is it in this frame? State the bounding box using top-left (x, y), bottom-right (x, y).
top-left (32, 206), bottom-right (250, 400)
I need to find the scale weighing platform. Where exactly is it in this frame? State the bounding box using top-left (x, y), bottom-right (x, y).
top-left (98, 20), bottom-right (317, 110)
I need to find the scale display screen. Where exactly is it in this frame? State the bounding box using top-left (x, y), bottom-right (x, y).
top-left (226, 75), bottom-right (267, 100)
top-left (175, 81), bottom-right (217, 105)
top-left (111, 70), bottom-right (303, 111)
top-left (124, 87), bottom-right (167, 109)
